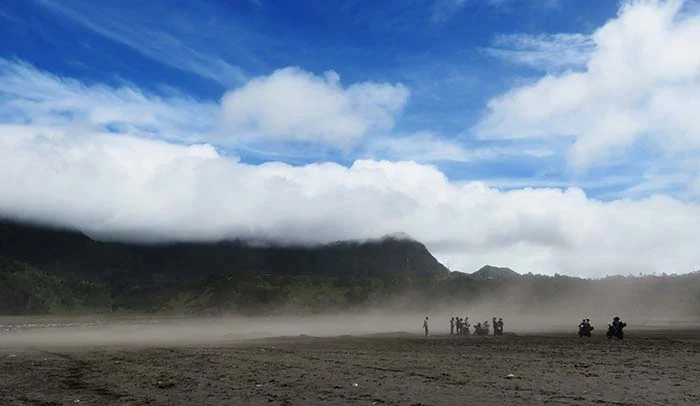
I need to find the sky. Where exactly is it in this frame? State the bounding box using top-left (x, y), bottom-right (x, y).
top-left (1, 0), bottom-right (700, 277)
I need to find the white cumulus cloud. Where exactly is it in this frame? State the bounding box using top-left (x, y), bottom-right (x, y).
top-left (476, 0), bottom-right (700, 172)
top-left (220, 67), bottom-right (410, 148)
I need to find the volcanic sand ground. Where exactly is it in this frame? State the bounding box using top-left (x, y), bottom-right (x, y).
top-left (2, 329), bottom-right (700, 405)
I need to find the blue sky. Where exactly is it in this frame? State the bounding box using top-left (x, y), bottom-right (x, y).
top-left (2, 0), bottom-right (700, 276)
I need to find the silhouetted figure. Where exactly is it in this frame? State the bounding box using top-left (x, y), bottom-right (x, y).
top-left (423, 317), bottom-right (429, 336)
top-left (497, 318), bottom-right (504, 336)
top-left (474, 322), bottom-right (489, 336)
top-left (450, 317), bottom-right (455, 335)
top-left (606, 316), bottom-right (626, 340)
top-left (578, 318), bottom-right (593, 337)
top-left (464, 317), bottom-right (470, 336)
top-left (492, 318), bottom-right (498, 335)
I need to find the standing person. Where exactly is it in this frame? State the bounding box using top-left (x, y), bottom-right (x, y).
top-left (423, 317), bottom-right (429, 336)
top-left (450, 317), bottom-right (455, 335)
top-left (497, 318), bottom-right (504, 335)
top-left (464, 317), bottom-right (470, 336)
top-left (492, 317), bottom-right (498, 335)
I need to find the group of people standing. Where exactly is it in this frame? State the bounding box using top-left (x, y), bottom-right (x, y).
top-left (450, 316), bottom-right (470, 335)
top-left (421, 316), bottom-right (505, 337)
top-left (449, 316), bottom-right (504, 336)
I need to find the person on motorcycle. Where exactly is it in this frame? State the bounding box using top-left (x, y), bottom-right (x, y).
top-left (607, 316), bottom-right (627, 339)
top-left (611, 316), bottom-right (621, 332)
top-left (578, 318), bottom-right (593, 337)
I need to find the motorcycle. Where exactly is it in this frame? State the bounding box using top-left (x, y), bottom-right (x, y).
top-left (473, 324), bottom-right (490, 336)
top-left (578, 324), bottom-right (594, 337)
top-left (606, 321), bottom-right (627, 340)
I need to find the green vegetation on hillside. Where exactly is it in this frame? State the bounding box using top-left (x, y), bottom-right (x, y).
top-left (0, 257), bottom-right (426, 315)
top-left (0, 258), bottom-right (112, 314)
top-left (3, 255), bottom-right (700, 316)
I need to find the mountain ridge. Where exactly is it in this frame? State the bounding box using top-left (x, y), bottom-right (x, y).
top-left (0, 217), bottom-right (450, 280)
top-left (0, 217), bottom-right (454, 314)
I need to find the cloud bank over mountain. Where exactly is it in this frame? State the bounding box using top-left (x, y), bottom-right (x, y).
top-left (2, 126), bottom-right (699, 277)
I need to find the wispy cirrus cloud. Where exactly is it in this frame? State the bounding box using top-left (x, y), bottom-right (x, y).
top-left (432, 0), bottom-right (468, 22)
top-left (362, 131), bottom-right (553, 163)
top-left (364, 132), bottom-right (472, 162)
top-left (432, 0), bottom-right (560, 22)
top-left (485, 33), bottom-right (596, 72)
top-left (35, 0), bottom-right (248, 87)
top-left (0, 9), bottom-right (16, 22)
top-left (0, 58), bottom-right (218, 142)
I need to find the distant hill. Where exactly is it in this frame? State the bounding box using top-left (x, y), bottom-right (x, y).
top-left (469, 265), bottom-right (520, 280)
top-left (0, 218), bottom-right (449, 280)
top-left (0, 217), bottom-right (450, 314)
